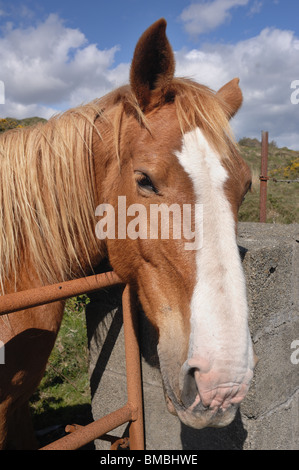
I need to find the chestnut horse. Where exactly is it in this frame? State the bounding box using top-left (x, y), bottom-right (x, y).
top-left (0, 19), bottom-right (255, 449)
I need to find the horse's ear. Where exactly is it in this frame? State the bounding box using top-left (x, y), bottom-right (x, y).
top-left (130, 18), bottom-right (175, 111)
top-left (216, 78), bottom-right (243, 119)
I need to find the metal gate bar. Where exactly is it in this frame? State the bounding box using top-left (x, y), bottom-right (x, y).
top-left (0, 271), bottom-right (121, 315)
top-left (0, 273), bottom-right (145, 450)
top-left (40, 404), bottom-right (134, 450)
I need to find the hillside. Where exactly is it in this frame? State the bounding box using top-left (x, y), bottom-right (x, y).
top-left (238, 137), bottom-right (299, 224)
top-left (0, 118), bottom-right (298, 224)
top-left (0, 116), bottom-right (47, 133)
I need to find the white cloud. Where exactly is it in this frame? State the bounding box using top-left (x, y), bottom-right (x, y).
top-left (248, 0), bottom-right (263, 16)
top-left (175, 27), bottom-right (299, 149)
top-left (0, 14), bottom-right (298, 149)
top-left (180, 0), bottom-right (249, 37)
top-left (0, 14), bottom-right (129, 118)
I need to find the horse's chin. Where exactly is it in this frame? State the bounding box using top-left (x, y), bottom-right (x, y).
top-left (162, 379), bottom-right (238, 429)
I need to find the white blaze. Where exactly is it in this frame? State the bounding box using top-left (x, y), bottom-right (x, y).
top-left (175, 128), bottom-right (254, 405)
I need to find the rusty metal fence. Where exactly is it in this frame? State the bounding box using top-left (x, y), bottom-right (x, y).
top-left (0, 272), bottom-right (144, 450)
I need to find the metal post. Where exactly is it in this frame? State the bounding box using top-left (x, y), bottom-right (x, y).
top-left (259, 131), bottom-right (269, 223)
top-left (122, 285), bottom-right (145, 450)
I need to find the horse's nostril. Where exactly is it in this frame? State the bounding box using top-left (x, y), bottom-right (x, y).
top-left (180, 366), bottom-right (199, 408)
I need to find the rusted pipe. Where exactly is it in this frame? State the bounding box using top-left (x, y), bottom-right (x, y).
top-left (0, 271), bottom-right (122, 315)
top-left (122, 286), bottom-right (145, 450)
top-left (39, 403), bottom-right (134, 450)
top-left (259, 130), bottom-right (269, 223)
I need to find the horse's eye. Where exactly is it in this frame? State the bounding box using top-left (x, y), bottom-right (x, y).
top-left (136, 173), bottom-right (158, 193)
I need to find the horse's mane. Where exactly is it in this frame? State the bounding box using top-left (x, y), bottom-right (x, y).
top-left (0, 78), bottom-right (237, 293)
top-left (0, 101), bottom-right (104, 293)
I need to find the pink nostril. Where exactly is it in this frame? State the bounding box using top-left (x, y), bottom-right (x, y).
top-left (188, 356), bottom-right (211, 373)
top-left (180, 359), bottom-right (214, 409)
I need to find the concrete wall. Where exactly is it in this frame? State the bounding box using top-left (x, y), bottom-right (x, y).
top-left (86, 222), bottom-right (299, 450)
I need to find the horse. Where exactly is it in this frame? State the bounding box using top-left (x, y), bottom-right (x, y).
top-left (0, 19), bottom-right (255, 449)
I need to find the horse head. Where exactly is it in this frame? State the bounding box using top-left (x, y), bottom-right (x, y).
top-left (94, 19), bottom-right (255, 429)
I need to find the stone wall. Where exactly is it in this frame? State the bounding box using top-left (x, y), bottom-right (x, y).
top-left (86, 222), bottom-right (299, 450)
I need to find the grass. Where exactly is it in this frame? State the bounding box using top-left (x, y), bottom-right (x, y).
top-left (29, 296), bottom-right (92, 440)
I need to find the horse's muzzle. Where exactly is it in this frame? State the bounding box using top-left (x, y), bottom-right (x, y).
top-left (161, 357), bottom-right (253, 429)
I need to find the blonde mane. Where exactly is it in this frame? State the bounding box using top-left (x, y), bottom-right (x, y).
top-left (0, 101), bottom-right (104, 293)
top-left (0, 78), bottom-right (237, 293)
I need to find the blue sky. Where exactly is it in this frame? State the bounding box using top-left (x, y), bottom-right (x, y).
top-left (0, 0), bottom-right (299, 148)
top-left (2, 1), bottom-right (298, 62)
